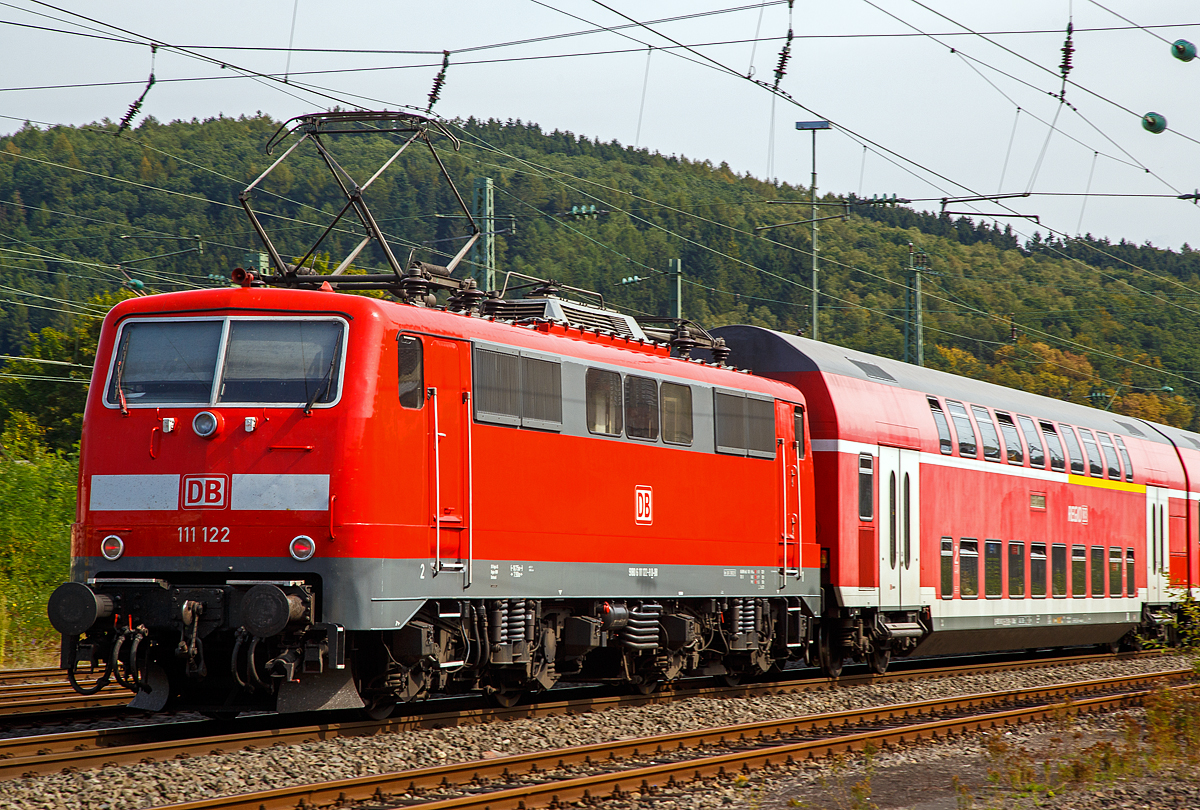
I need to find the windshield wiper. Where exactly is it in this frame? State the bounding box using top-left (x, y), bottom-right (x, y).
top-left (114, 337), bottom-right (130, 415)
top-left (304, 333), bottom-right (342, 415)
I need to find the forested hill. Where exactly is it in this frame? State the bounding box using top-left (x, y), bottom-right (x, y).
top-left (3, 113), bottom-right (1200, 450)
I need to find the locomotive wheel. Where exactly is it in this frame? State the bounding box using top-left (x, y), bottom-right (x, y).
top-left (364, 700), bottom-right (396, 720)
top-left (632, 678), bottom-right (660, 695)
top-left (485, 687), bottom-right (522, 709)
top-left (868, 644), bottom-right (890, 676)
top-left (818, 627), bottom-right (843, 679)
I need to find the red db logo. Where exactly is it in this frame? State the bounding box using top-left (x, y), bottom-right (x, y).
top-left (182, 474), bottom-right (228, 509)
top-left (635, 486), bottom-right (653, 525)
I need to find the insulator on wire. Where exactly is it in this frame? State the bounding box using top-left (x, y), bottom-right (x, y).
top-left (1059, 22), bottom-right (1074, 78)
top-left (117, 45), bottom-right (158, 137)
top-left (426, 50), bottom-right (450, 113)
top-left (1173, 39), bottom-right (1197, 62)
top-left (772, 29), bottom-right (793, 90)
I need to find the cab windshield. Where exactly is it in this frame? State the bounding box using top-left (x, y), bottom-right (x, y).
top-left (106, 318), bottom-right (345, 408)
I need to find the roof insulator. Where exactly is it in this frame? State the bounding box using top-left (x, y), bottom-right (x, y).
top-left (1172, 39), bottom-right (1196, 62)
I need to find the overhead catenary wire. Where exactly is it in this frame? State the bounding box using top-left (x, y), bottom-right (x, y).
top-left (9, 3), bottom-right (1200, 388)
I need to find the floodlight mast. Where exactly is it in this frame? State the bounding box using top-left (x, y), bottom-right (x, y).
top-left (796, 121), bottom-right (830, 340)
top-left (238, 110), bottom-right (483, 302)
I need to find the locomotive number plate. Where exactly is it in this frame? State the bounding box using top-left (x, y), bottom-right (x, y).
top-left (178, 526), bottom-right (231, 543)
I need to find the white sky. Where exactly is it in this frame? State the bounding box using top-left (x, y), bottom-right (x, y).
top-left (3, 1), bottom-right (1200, 250)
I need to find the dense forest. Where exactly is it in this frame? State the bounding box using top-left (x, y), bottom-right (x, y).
top-left (2, 113), bottom-right (1199, 661)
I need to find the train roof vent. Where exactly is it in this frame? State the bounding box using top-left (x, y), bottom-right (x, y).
top-left (848, 358), bottom-right (897, 383)
top-left (482, 299), bottom-right (555, 322)
top-left (546, 300), bottom-right (647, 340)
top-left (1114, 420), bottom-right (1146, 438)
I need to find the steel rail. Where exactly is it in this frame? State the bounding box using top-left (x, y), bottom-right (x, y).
top-left (136, 671), bottom-right (1195, 810)
top-left (0, 651), bottom-right (1169, 779)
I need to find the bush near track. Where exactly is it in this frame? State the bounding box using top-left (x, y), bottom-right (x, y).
top-left (0, 412), bottom-right (74, 667)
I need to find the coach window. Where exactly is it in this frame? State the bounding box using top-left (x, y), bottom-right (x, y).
top-left (1091, 546), bottom-right (1105, 596)
top-left (858, 454), bottom-right (874, 521)
top-left (1030, 543), bottom-right (1047, 598)
top-left (1040, 421), bottom-right (1066, 472)
top-left (1060, 425), bottom-right (1086, 475)
top-left (1126, 548), bottom-right (1136, 596)
top-left (996, 413), bottom-right (1025, 465)
top-left (984, 540), bottom-right (1002, 598)
top-left (624, 375), bottom-right (660, 441)
top-left (1097, 433), bottom-right (1122, 480)
top-left (928, 397), bottom-right (954, 455)
top-left (1009, 541), bottom-right (1025, 598)
top-left (1051, 543), bottom-right (1067, 597)
top-left (888, 472), bottom-right (898, 569)
top-left (959, 539), bottom-right (979, 598)
top-left (794, 409), bottom-right (806, 459)
top-left (972, 406), bottom-right (1003, 462)
top-left (586, 368), bottom-right (623, 436)
top-left (1109, 547), bottom-right (1123, 597)
top-left (940, 539), bottom-right (954, 597)
top-left (1071, 545), bottom-right (1087, 598)
top-left (1078, 429), bottom-right (1104, 477)
top-left (397, 335), bottom-right (424, 409)
top-left (1018, 416), bottom-right (1045, 468)
top-left (1115, 436), bottom-right (1135, 482)
top-left (660, 382), bottom-right (693, 445)
top-left (946, 400), bottom-right (978, 458)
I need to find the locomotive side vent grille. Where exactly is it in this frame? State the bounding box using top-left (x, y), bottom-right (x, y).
top-left (1114, 420), bottom-right (1146, 438)
top-left (848, 358), bottom-right (898, 383)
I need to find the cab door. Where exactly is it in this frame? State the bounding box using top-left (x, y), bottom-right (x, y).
top-left (424, 338), bottom-right (469, 580)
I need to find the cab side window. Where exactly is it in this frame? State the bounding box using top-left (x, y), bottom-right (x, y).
top-left (397, 334), bottom-right (424, 409)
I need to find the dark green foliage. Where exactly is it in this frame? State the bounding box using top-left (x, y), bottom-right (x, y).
top-left (3, 113), bottom-right (1200, 447)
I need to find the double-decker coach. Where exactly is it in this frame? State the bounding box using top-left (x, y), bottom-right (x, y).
top-left (714, 325), bottom-right (1197, 677)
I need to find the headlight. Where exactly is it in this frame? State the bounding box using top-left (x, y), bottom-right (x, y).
top-left (193, 411), bottom-right (223, 438)
top-left (101, 534), bottom-right (125, 561)
top-left (289, 535), bottom-right (316, 561)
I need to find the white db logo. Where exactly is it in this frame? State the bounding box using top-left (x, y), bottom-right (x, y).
top-left (182, 475), bottom-right (228, 509)
top-left (635, 486), bottom-right (653, 525)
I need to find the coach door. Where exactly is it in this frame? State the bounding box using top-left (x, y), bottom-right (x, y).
top-left (425, 338), bottom-right (470, 583)
top-left (878, 446), bottom-right (921, 610)
top-left (1147, 486), bottom-right (1170, 603)
top-left (778, 402), bottom-right (802, 585)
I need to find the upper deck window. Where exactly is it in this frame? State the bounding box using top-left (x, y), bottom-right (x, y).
top-left (927, 397), bottom-right (954, 455)
top-left (995, 413), bottom-right (1025, 465)
top-left (1060, 425), bottom-right (1086, 475)
top-left (106, 317), bottom-right (345, 409)
top-left (946, 400), bottom-right (978, 458)
top-left (971, 405), bottom-right (1002, 462)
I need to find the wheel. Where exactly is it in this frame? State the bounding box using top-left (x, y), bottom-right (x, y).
top-left (818, 626), bottom-right (844, 679)
top-left (632, 678), bottom-right (659, 695)
top-left (868, 644), bottom-right (890, 676)
top-left (485, 688), bottom-right (522, 709)
top-left (363, 700), bottom-right (396, 720)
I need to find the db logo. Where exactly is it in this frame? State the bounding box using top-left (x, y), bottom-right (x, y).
top-left (182, 474), bottom-right (229, 509)
top-left (635, 486), bottom-right (653, 525)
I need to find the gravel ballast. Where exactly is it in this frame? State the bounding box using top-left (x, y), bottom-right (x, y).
top-left (1, 654), bottom-right (1194, 810)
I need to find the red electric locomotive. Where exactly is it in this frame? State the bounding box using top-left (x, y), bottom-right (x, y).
top-left (48, 283), bottom-right (821, 715)
top-left (714, 326), bottom-right (1198, 677)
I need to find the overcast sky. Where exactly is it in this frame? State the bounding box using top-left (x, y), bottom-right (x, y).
top-left (4, 1), bottom-right (1200, 250)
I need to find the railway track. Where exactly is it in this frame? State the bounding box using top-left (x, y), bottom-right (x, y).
top-left (0, 651), bottom-right (1173, 781)
top-left (0, 648), bottom-right (1151, 725)
top-left (131, 669), bottom-right (1194, 810)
